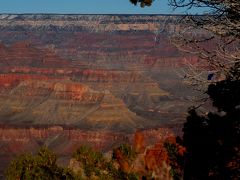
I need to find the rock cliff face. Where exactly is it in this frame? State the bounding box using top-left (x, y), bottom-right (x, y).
top-left (0, 15), bottom-right (196, 130)
top-left (0, 14), bottom-right (199, 177)
top-left (0, 39), bottom-right (183, 129)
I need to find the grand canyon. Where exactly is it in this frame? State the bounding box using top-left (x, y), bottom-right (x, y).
top-left (0, 14), bottom-right (198, 177)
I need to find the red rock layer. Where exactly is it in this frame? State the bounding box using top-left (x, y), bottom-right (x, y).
top-left (0, 42), bottom-right (70, 67)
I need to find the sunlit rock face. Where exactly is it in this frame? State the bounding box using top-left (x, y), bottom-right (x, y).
top-left (0, 15), bottom-right (197, 176)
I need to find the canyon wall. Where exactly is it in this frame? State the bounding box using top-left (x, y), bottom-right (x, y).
top-left (0, 15), bottom-right (197, 130)
top-left (0, 14), bottom-right (202, 177)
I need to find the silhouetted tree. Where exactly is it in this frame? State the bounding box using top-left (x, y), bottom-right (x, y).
top-left (182, 64), bottom-right (240, 179)
top-left (156, 1), bottom-right (240, 179)
top-left (129, 0), bottom-right (154, 7)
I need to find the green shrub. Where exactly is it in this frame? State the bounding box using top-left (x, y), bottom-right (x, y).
top-left (5, 147), bottom-right (75, 180)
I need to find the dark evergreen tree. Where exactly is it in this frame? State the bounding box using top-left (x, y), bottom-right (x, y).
top-left (183, 64), bottom-right (240, 180)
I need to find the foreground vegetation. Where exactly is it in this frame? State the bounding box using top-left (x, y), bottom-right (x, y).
top-left (5, 147), bottom-right (75, 180)
top-left (5, 145), bottom-right (140, 180)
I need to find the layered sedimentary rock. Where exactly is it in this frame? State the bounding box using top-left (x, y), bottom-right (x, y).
top-left (0, 15), bottom-right (199, 177)
top-left (0, 125), bottom-right (176, 154)
top-left (0, 41), bottom-right (177, 129)
top-left (0, 79), bottom-right (151, 131)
